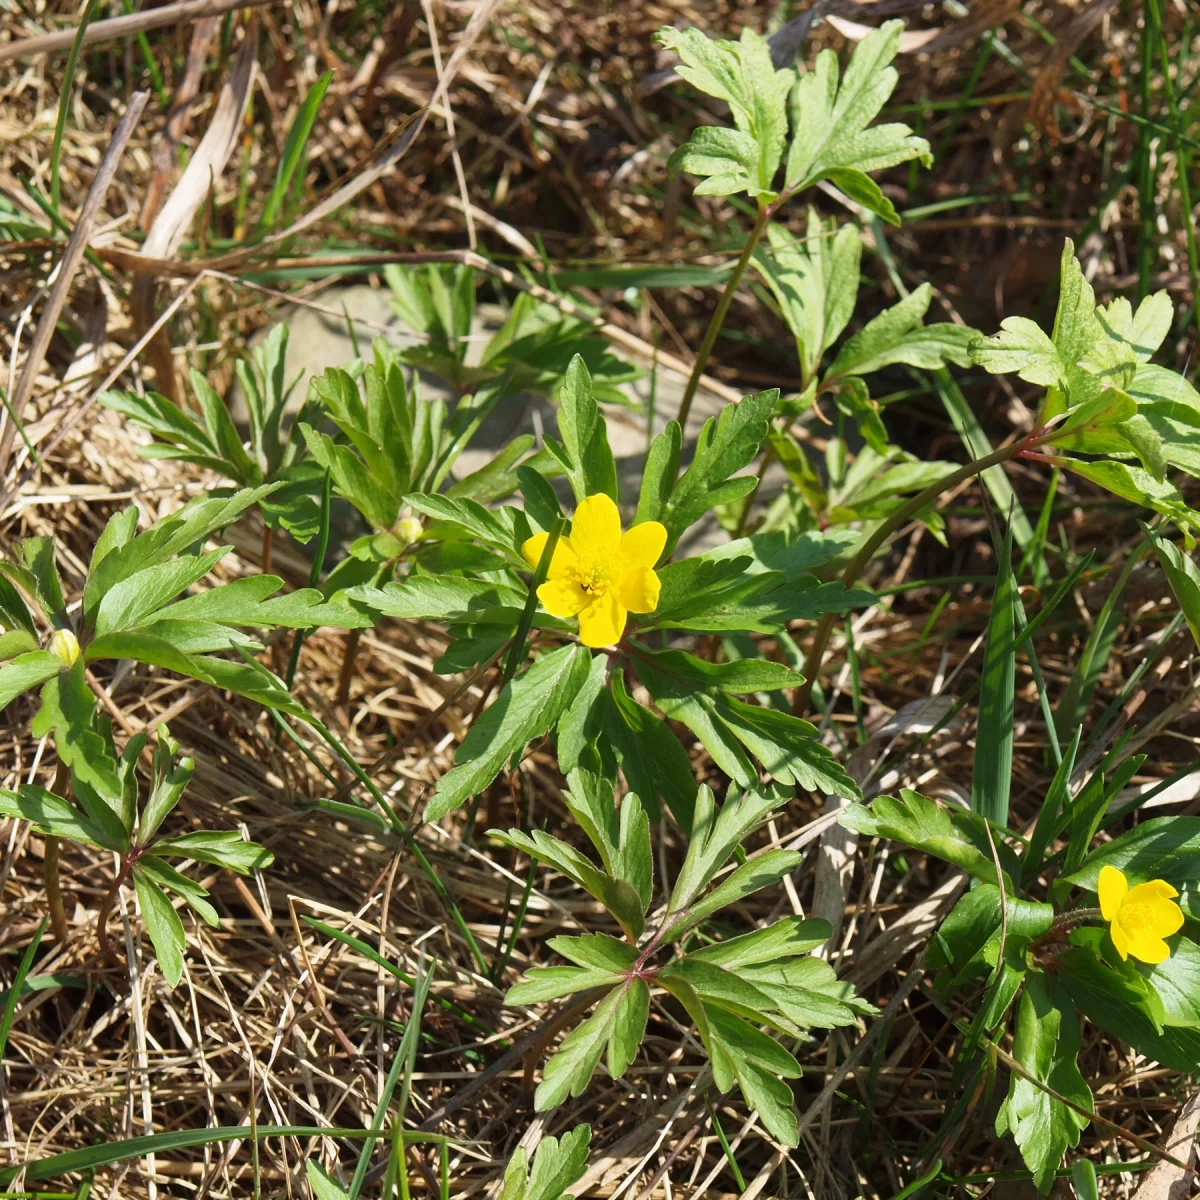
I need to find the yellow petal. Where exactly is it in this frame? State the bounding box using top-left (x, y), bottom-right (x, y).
top-left (1109, 913), bottom-right (1131, 960)
top-left (577, 591), bottom-right (626, 647)
top-left (522, 532), bottom-right (579, 579)
top-left (619, 565), bottom-right (661, 614)
top-left (537, 578), bottom-right (587, 618)
top-left (1098, 865), bottom-right (1127, 922)
top-left (571, 494), bottom-right (622, 560)
top-left (620, 521), bottom-right (667, 571)
top-left (1124, 930), bottom-right (1171, 965)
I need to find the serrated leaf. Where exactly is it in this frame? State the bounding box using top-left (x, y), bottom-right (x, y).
top-left (137, 856), bottom-right (219, 928)
top-left (784, 21), bottom-right (929, 221)
top-left (428, 645), bottom-right (588, 820)
top-left (350, 577), bottom-right (526, 624)
top-left (555, 356), bottom-right (617, 503)
top-left (675, 849), bottom-right (802, 938)
top-left (490, 828), bottom-right (646, 940)
top-left (1147, 528), bottom-right (1200, 652)
top-left (154, 575), bottom-right (371, 630)
top-left (840, 789), bottom-right (1012, 887)
top-left (535, 986), bottom-right (622, 1110)
top-left (635, 421), bottom-right (682, 525)
top-left (995, 972), bottom-right (1091, 1193)
top-left (689, 915), bottom-right (831, 969)
top-left (505, 965), bottom-right (625, 1006)
top-left (505, 1124), bottom-right (592, 1200)
top-left (546, 933), bottom-right (637, 972)
top-left (971, 317), bottom-right (1065, 387)
top-left (635, 647), bottom-right (804, 693)
top-left (556, 653), bottom-right (608, 775)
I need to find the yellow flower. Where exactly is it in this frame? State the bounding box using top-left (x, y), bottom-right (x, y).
top-left (522, 494), bottom-right (666, 649)
top-left (1098, 865), bottom-right (1184, 964)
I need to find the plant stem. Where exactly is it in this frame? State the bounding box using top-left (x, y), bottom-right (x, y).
top-left (43, 838), bottom-right (67, 943)
top-left (674, 204), bottom-right (770, 432)
top-left (94, 857), bottom-right (132, 968)
top-left (337, 628), bottom-right (362, 707)
top-left (261, 524), bottom-right (273, 576)
top-left (794, 438), bottom-right (1036, 714)
top-left (44, 761), bottom-right (70, 942)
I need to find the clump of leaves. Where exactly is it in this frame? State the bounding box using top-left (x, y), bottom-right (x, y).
top-left (385, 262), bottom-right (638, 403)
top-left (843, 775), bottom-right (1200, 1190)
top-left (350, 354), bottom-right (869, 827)
top-left (0, 725), bottom-right (271, 986)
top-left (101, 326), bottom-right (325, 545)
top-left (500, 781), bottom-right (874, 1146)
top-left (661, 20), bottom-right (930, 223)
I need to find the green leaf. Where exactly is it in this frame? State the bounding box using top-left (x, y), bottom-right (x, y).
top-left (260, 69), bottom-right (331, 227)
top-left (92, 547), bottom-right (229, 636)
top-left (971, 317), bottom-right (1065, 388)
top-left (490, 828), bottom-right (646, 940)
top-left (517, 464), bottom-right (565, 533)
top-left (140, 736), bottom-right (196, 842)
top-left (783, 21), bottom-right (930, 219)
top-left (20, 537), bottom-right (67, 625)
top-left (1146, 528), bottom-right (1200, 653)
top-left (0, 784), bottom-right (112, 848)
top-left (498, 1124), bottom-right (592, 1200)
top-left (662, 391), bottom-right (776, 550)
top-left (972, 517), bottom-right (1015, 826)
top-left (133, 867), bottom-right (186, 987)
top-left (739, 954), bottom-right (877, 1027)
top-left (1060, 457), bottom-right (1200, 536)
top-left (840, 789), bottom-right (1012, 887)
top-left (0, 650), bottom-right (60, 712)
top-left (306, 1161), bottom-right (351, 1200)
top-left (153, 830), bottom-right (274, 875)
top-left (658, 25), bottom-right (792, 199)
top-left (754, 212), bottom-right (860, 385)
top-left (547, 933), bottom-right (638, 971)
top-left (608, 977), bottom-right (649, 1077)
top-left (428, 644), bottom-right (588, 820)
top-left (555, 355), bottom-right (617, 503)
top-left (1057, 943), bottom-right (1200, 1072)
top-left (667, 784), bottom-right (787, 915)
top-left (635, 421), bottom-right (682, 525)
top-left (555, 653), bottom-right (608, 775)
top-left (827, 285), bottom-right (931, 379)
top-left (712, 695), bottom-right (861, 795)
top-left (0, 629), bottom-right (39, 660)
top-left (301, 423), bottom-right (398, 531)
top-left (505, 965), bottom-right (625, 1005)
top-left (688, 915), bottom-right (830, 968)
top-left (155, 575), bottom-right (371, 630)
top-left (603, 672), bottom-right (697, 829)
top-left (136, 855), bottom-right (219, 928)
top-left (614, 792), bottom-right (653, 910)
top-left (995, 972), bottom-right (1091, 1193)
top-left (404, 493), bottom-right (527, 556)
top-left (349, 576), bottom-right (526, 624)
top-left (0, 569), bottom-right (36, 636)
top-left (634, 647), bottom-right (804, 693)
top-left (675, 849), bottom-right (802, 938)
top-left (1060, 816), bottom-right (1200, 893)
top-left (83, 488), bottom-right (277, 623)
top-left (535, 986), bottom-right (622, 1110)
top-left (1144, 936), bottom-right (1200, 1027)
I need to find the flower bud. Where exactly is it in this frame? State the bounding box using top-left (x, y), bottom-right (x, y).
top-left (47, 628), bottom-right (80, 668)
top-left (396, 516), bottom-right (423, 545)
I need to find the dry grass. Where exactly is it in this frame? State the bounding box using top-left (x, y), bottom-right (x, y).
top-left (1, 0), bottom-right (1199, 1197)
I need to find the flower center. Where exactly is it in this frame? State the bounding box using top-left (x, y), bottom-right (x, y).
top-left (576, 562), bottom-right (611, 595)
top-left (1118, 901), bottom-right (1156, 933)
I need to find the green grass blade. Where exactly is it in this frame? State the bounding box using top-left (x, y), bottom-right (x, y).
top-left (1022, 726), bottom-right (1081, 886)
top-left (0, 1126), bottom-right (449, 1185)
top-left (348, 959), bottom-right (434, 1200)
top-left (259, 70), bottom-right (334, 230)
top-left (972, 517), bottom-right (1016, 826)
top-left (51, 0), bottom-right (103, 212)
top-left (0, 918), bottom-right (45, 1063)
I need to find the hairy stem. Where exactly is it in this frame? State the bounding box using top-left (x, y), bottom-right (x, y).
top-left (794, 438), bottom-right (1036, 715)
top-left (675, 204), bottom-right (770, 432)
